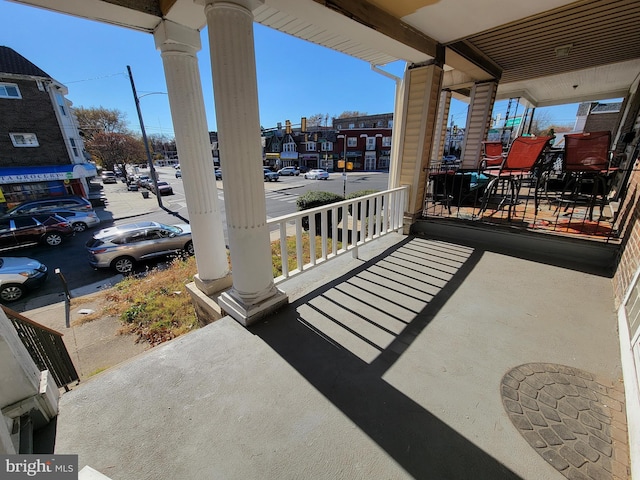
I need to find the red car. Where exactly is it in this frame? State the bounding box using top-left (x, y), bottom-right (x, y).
top-left (0, 213), bottom-right (74, 251)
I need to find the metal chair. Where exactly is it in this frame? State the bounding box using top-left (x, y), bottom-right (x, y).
top-left (479, 136), bottom-right (553, 220)
top-left (557, 131), bottom-right (616, 220)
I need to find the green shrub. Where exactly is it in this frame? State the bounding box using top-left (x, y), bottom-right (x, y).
top-left (297, 191), bottom-right (344, 236)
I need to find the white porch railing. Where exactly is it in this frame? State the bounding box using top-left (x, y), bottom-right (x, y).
top-left (268, 186), bottom-right (408, 283)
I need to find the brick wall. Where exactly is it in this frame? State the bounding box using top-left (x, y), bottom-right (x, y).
top-left (613, 156), bottom-right (640, 307)
top-left (0, 77), bottom-right (69, 166)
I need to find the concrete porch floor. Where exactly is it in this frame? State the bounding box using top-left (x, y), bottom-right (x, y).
top-left (52, 231), bottom-right (627, 479)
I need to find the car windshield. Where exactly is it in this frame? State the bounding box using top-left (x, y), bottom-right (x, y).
top-left (163, 224), bottom-right (182, 234)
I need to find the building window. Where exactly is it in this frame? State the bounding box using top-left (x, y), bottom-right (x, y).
top-left (56, 93), bottom-right (67, 115)
top-left (347, 137), bottom-right (357, 147)
top-left (388, 120), bottom-right (393, 128)
top-left (70, 138), bottom-right (79, 157)
top-left (348, 123), bottom-right (355, 129)
top-left (382, 136), bottom-right (392, 147)
top-left (283, 142), bottom-right (296, 152)
top-left (366, 137), bottom-right (376, 150)
top-left (9, 133), bottom-right (39, 147)
top-left (0, 83), bottom-right (21, 99)
top-left (359, 122), bottom-right (365, 128)
top-left (306, 142), bottom-right (316, 152)
top-left (321, 141), bottom-right (333, 151)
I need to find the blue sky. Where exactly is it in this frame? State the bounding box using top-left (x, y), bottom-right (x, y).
top-left (1, 0), bottom-right (581, 138)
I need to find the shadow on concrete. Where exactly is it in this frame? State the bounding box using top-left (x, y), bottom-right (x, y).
top-left (252, 236), bottom-right (522, 479)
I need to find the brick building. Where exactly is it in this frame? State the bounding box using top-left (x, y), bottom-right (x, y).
top-left (0, 46), bottom-right (95, 209)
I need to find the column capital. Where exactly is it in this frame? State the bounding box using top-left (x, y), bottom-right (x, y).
top-left (201, 0), bottom-right (264, 11)
top-left (153, 20), bottom-right (201, 55)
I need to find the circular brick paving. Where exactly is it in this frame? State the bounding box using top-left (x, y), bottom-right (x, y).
top-left (501, 363), bottom-right (630, 479)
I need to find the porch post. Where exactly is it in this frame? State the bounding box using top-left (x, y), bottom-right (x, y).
top-left (393, 63), bottom-right (444, 230)
top-left (432, 89), bottom-right (452, 164)
top-left (153, 21), bottom-right (232, 295)
top-left (204, 0), bottom-right (288, 326)
top-left (459, 81), bottom-right (498, 170)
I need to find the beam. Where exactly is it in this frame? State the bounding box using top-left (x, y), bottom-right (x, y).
top-left (312, 0), bottom-right (439, 58)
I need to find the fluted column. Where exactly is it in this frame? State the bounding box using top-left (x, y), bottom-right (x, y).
top-left (204, 0), bottom-right (287, 325)
top-left (153, 21), bottom-right (232, 294)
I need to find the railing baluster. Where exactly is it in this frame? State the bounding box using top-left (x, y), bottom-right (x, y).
top-left (279, 222), bottom-right (288, 279)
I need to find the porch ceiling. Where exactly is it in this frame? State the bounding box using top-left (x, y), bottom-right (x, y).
top-left (9, 0), bottom-right (640, 107)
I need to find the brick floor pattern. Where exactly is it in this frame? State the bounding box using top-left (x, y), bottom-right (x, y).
top-left (501, 363), bottom-right (631, 480)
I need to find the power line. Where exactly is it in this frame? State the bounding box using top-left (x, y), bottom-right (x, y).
top-left (61, 71), bottom-right (126, 84)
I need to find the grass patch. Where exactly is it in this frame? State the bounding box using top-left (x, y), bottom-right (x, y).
top-left (101, 233), bottom-right (340, 346)
top-left (104, 256), bottom-right (199, 346)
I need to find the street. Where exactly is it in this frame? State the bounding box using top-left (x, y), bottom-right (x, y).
top-left (4, 166), bottom-right (389, 311)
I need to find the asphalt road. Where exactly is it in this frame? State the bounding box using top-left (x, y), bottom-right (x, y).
top-left (5, 167), bottom-right (389, 311)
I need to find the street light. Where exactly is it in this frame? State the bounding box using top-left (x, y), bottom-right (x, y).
top-left (337, 134), bottom-right (347, 198)
top-left (127, 65), bottom-right (164, 208)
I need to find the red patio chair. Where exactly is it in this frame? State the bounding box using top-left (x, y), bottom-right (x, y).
top-left (480, 136), bottom-right (553, 220)
top-left (558, 131), bottom-right (616, 220)
top-left (479, 141), bottom-right (505, 170)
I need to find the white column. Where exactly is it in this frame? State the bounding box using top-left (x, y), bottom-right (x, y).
top-left (154, 21), bottom-right (232, 295)
top-left (204, 0), bottom-right (287, 326)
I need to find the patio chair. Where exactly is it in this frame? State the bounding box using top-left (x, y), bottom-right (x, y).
top-left (478, 141), bottom-right (505, 170)
top-left (479, 135), bottom-right (553, 220)
top-left (556, 131), bottom-right (616, 220)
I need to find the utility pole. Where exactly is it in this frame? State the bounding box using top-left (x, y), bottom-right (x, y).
top-left (127, 65), bottom-right (162, 208)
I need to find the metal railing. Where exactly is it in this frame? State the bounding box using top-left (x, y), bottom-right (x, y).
top-left (3, 305), bottom-right (79, 391)
top-left (268, 186), bottom-right (408, 283)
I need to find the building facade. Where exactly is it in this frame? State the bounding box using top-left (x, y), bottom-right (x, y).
top-left (0, 46), bottom-right (95, 209)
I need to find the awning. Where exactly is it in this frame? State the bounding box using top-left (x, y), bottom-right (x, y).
top-left (0, 163), bottom-right (98, 184)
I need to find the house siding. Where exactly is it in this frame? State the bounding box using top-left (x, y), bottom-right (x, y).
top-left (0, 76), bottom-right (69, 166)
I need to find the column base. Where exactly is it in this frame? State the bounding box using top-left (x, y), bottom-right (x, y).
top-left (193, 273), bottom-right (233, 296)
top-left (218, 288), bottom-right (289, 327)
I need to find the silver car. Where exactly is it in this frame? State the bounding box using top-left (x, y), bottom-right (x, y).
top-left (52, 209), bottom-right (101, 232)
top-left (86, 221), bottom-right (193, 273)
top-left (0, 256), bottom-right (48, 302)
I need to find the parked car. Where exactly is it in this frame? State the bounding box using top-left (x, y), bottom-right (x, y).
top-left (0, 213), bottom-right (74, 251)
top-left (264, 168), bottom-right (279, 182)
top-left (152, 181), bottom-right (174, 196)
top-left (0, 256), bottom-right (48, 302)
top-left (86, 221), bottom-right (194, 273)
top-left (215, 168), bottom-right (222, 180)
top-left (3, 195), bottom-right (93, 217)
top-left (175, 169), bottom-right (182, 178)
top-left (277, 167), bottom-right (300, 176)
top-left (101, 171), bottom-right (117, 184)
top-left (137, 175), bottom-right (151, 188)
top-left (51, 209), bottom-right (101, 232)
top-left (304, 169), bottom-right (330, 180)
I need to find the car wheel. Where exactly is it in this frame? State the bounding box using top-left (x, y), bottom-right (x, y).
top-left (44, 232), bottom-right (63, 246)
top-left (184, 241), bottom-right (195, 256)
top-left (0, 283), bottom-right (25, 302)
top-left (112, 256), bottom-right (135, 274)
top-left (73, 222), bottom-right (87, 232)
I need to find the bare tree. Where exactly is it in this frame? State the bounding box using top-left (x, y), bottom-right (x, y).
top-left (86, 131), bottom-right (146, 173)
top-left (336, 111), bottom-right (368, 119)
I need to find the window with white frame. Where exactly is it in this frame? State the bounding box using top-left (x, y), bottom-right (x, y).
top-left (0, 83), bottom-right (21, 99)
top-left (283, 142), bottom-right (296, 152)
top-left (388, 120), bottom-right (393, 128)
top-left (321, 141), bottom-right (333, 151)
top-left (366, 137), bottom-right (376, 150)
top-left (348, 123), bottom-right (355, 129)
top-left (347, 137), bottom-right (357, 147)
top-left (56, 93), bottom-right (67, 116)
top-left (306, 142), bottom-right (316, 151)
top-left (10, 133), bottom-right (39, 147)
top-left (70, 138), bottom-right (79, 157)
top-left (382, 136), bottom-right (392, 147)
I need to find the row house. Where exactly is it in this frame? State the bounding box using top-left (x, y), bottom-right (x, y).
top-left (0, 46), bottom-right (95, 210)
top-left (262, 113), bottom-right (393, 172)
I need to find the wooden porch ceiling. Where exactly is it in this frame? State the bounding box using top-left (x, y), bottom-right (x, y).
top-left (9, 0), bottom-right (640, 107)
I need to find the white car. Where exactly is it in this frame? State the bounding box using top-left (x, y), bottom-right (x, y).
top-left (304, 169), bottom-right (329, 180)
top-left (0, 257), bottom-right (48, 302)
